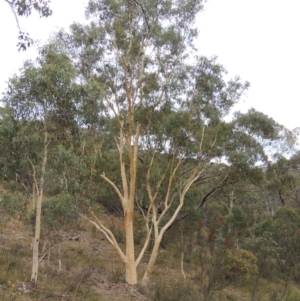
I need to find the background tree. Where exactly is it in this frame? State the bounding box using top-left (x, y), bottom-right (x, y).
top-left (266, 152), bottom-right (300, 208)
top-left (3, 0), bottom-right (52, 50)
top-left (2, 42), bottom-right (77, 285)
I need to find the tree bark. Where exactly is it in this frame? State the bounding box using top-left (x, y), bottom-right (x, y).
top-left (141, 235), bottom-right (162, 285)
top-left (124, 208), bottom-right (137, 284)
top-left (30, 190), bottom-right (43, 285)
top-left (30, 122), bottom-right (48, 285)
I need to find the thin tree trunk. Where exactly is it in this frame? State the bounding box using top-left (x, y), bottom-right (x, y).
top-left (180, 228), bottom-right (186, 283)
top-left (250, 274), bottom-right (260, 301)
top-left (181, 251), bottom-right (186, 283)
top-left (30, 122), bottom-right (48, 285)
top-left (30, 190), bottom-right (43, 285)
top-left (280, 266), bottom-right (291, 301)
top-left (142, 235), bottom-right (162, 285)
top-left (58, 243), bottom-right (62, 273)
top-left (32, 182), bottom-right (36, 211)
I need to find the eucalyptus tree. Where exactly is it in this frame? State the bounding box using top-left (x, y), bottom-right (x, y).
top-left (2, 43), bottom-right (77, 285)
top-left (265, 152), bottom-right (300, 208)
top-left (56, 0), bottom-right (295, 285)
top-left (250, 207), bottom-right (300, 295)
top-left (0, 107), bottom-right (20, 182)
top-left (3, 0), bottom-right (52, 50)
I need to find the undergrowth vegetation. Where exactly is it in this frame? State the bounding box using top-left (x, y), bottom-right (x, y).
top-left (1, 191), bottom-right (300, 300)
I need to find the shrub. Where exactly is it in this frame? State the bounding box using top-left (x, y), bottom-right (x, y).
top-left (224, 249), bottom-right (258, 281)
top-left (284, 290), bottom-right (300, 301)
top-left (25, 193), bottom-right (79, 231)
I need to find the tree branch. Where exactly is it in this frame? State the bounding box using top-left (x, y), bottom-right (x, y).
top-left (100, 173), bottom-right (124, 206)
top-left (79, 212), bottom-right (126, 263)
top-left (199, 173), bottom-right (231, 208)
top-left (135, 205), bottom-right (152, 268)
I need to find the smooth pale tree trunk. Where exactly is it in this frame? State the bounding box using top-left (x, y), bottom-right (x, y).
top-left (142, 236), bottom-right (162, 285)
top-left (30, 189), bottom-right (43, 285)
top-left (30, 125), bottom-right (48, 285)
top-left (124, 208), bottom-right (137, 284)
top-left (32, 182), bottom-right (36, 210)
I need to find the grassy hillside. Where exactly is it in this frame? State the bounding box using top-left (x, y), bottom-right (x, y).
top-left (1, 188), bottom-right (300, 301)
top-left (0, 220), bottom-right (299, 301)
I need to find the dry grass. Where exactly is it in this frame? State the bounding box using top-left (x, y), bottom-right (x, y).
top-left (1, 204), bottom-right (300, 301)
top-left (0, 213), bottom-right (148, 301)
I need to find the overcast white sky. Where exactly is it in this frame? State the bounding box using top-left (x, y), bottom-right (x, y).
top-left (1, 0), bottom-right (299, 130)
